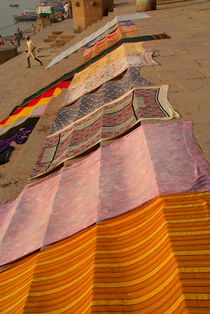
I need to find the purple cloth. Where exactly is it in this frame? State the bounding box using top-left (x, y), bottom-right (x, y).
top-left (0, 121), bottom-right (209, 266)
top-left (0, 127), bottom-right (34, 153)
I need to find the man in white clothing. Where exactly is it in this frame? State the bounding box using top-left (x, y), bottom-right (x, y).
top-left (26, 36), bottom-right (43, 68)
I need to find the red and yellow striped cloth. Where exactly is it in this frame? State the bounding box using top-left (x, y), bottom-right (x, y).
top-left (0, 192), bottom-right (209, 313)
top-left (0, 81), bottom-right (71, 136)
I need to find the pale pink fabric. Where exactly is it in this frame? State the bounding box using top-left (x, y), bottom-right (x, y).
top-left (0, 121), bottom-right (209, 266)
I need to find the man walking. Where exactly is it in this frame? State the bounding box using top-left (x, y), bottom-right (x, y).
top-left (26, 36), bottom-right (43, 68)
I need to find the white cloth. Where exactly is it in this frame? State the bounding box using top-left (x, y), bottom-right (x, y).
top-left (38, 6), bottom-right (52, 14)
top-left (27, 40), bottom-right (36, 58)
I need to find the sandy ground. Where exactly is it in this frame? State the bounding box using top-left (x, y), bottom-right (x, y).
top-left (0, 0), bottom-right (209, 203)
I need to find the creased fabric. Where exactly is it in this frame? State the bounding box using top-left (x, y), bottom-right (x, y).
top-left (0, 191), bottom-right (209, 313)
top-left (83, 25), bottom-right (138, 62)
top-left (0, 34), bottom-right (169, 137)
top-left (69, 42), bottom-right (146, 91)
top-left (0, 121), bottom-right (209, 266)
top-left (0, 86), bottom-right (65, 137)
top-left (46, 14), bottom-right (150, 69)
top-left (50, 66), bottom-right (151, 134)
top-left (0, 127), bottom-right (34, 153)
top-left (32, 85), bottom-right (179, 177)
top-left (66, 51), bottom-right (157, 105)
top-left (86, 20), bottom-right (136, 48)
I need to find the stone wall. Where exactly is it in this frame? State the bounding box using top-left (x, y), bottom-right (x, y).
top-left (72, 0), bottom-right (113, 32)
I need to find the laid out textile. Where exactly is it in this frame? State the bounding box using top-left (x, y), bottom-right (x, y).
top-left (66, 52), bottom-right (156, 105)
top-left (0, 84), bottom-right (70, 137)
top-left (0, 121), bottom-right (209, 265)
top-left (46, 14), bottom-right (150, 69)
top-left (0, 34), bottom-right (169, 135)
top-left (0, 146), bottom-right (14, 165)
top-left (78, 42), bottom-right (146, 89)
top-left (32, 86), bottom-right (179, 176)
top-left (8, 34), bottom-right (169, 115)
top-left (51, 66), bottom-right (151, 134)
top-left (17, 79), bottom-right (71, 111)
top-left (86, 21), bottom-right (136, 49)
top-left (0, 127), bottom-right (34, 153)
top-left (0, 192), bottom-right (210, 313)
top-left (83, 27), bottom-right (138, 63)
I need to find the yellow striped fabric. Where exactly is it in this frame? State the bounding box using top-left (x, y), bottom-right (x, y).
top-left (0, 192), bottom-right (209, 313)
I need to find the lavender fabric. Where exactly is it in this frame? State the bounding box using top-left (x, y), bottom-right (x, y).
top-left (0, 127), bottom-right (34, 153)
top-left (0, 121), bottom-right (209, 266)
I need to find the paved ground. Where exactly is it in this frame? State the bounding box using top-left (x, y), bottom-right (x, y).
top-left (0, 0), bottom-right (209, 202)
top-left (114, 0), bottom-right (210, 163)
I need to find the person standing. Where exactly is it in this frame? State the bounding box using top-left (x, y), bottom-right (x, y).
top-left (26, 36), bottom-right (43, 68)
top-left (16, 27), bottom-right (23, 40)
top-left (32, 24), bottom-right (36, 34)
top-left (69, 1), bottom-right (72, 18)
top-left (64, 2), bottom-right (69, 18)
top-left (15, 33), bottom-right (20, 47)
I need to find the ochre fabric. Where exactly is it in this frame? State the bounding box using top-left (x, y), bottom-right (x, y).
top-left (0, 192), bottom-right (209, 313)
top-left (66, 52), bottom-right (157, 105)
top-left (71, 42), bottom-right (145, 90)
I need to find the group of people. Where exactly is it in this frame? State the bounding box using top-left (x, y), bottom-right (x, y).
top-left (0, 31), bottom-right (20, 47)
top-left (14, 27), bottom-right (23, 47)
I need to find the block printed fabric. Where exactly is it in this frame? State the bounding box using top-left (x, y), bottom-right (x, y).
top-left (0, 121), bottom-right (210, 266)
top-left (31, 86), bottom-right (179, 177)
top-left (0, 192), bottom-right (210, 313)
top-left (66, 52), bottom-right (157, 105)
top-left (50, 66), bottom-right (151, 134)
top-left (83, 25), bottom-right (138, 62)
top-left (86, 20), bottom-right (136, 48)
top-left (46, 14), bottom-right (149, 69)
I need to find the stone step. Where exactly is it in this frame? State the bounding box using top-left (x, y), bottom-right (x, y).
top-left (50, 42), bottom-right (66, 48)
top-left (51, 31), bottom-right (63, 35)
top-left (59, 35), bottom-right (75, 40)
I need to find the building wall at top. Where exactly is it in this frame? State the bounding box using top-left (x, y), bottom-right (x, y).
top-left (72, 0), bottom-right (113, 32)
